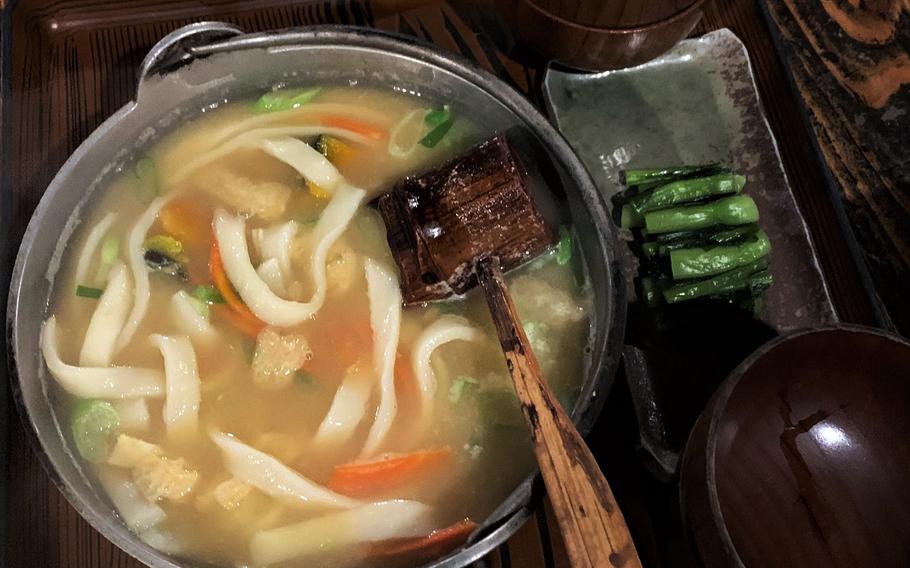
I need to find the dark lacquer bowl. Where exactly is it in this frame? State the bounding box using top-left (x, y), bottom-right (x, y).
top-left (681, 326), bottom-right (910, 568)
top-left (495, 0), bottom-right (707, 71)
top-left (6, 22), bottom-right (626, 568)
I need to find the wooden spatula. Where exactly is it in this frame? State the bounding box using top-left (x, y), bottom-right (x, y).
top-left (377, 133), bottom-right (642, 568)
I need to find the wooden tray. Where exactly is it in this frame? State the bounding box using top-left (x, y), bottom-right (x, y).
top-left (759, 0), bottom-right (909, 335)
top-left (0, 1), bottom-right (888, 567)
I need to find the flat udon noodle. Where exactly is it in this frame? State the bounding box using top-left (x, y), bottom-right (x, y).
top-left (170, 290), bottom-right (216, 343)
top-left (260, 137), bottom-right (343, 194)
top-left (255, 258), bottom-right (287, 296)
top-left (169, 126), bottom-right (372, 185)
top-left (313, 371), bottom-right (372, 447)
top-left (150, 335), bottom-right (201, 440)
top-left (211, 432), bottom-right (361, 510)
top-left (411, 315), bottom-right (484, 425)
top-left (79, 261), bottom-right (132, 367)
top-left (73, 211), bottom-right (117, 286)
top-left (213, 184), bottom-right (365, 327)
top-left (42, 316), bottom-right (165, 399)
top-left (252, 220), bottom-right (298, 279)
top-left (115, 197), bottom-right (169, 353)
top-left (97, 465), bottom-right (166, 532)
top-left (250, 499), bottom-right (434, 566)
top-left (360, 259), bottom-right (403, 458)
top-left (112, 398), bottom-right (151, 433)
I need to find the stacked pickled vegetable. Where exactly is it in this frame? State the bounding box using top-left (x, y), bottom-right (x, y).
top-left (615, 164), bottom-right (772, 311)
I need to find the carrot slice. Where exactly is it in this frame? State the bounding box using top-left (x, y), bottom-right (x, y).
top-left (321, 115), bottom-right (387, 140)
top-left (328, 447), bottom-right (452, 497)
top-left (368, 519), bottom-right (478, 562)
top-left (209, 238), bottom-right (266, 337)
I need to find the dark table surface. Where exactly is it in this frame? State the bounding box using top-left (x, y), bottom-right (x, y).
top-left (0, 0), bottom-right (896, 566)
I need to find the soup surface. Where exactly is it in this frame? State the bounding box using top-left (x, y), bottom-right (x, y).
top-left (43, 86), bottom-right (592, 567)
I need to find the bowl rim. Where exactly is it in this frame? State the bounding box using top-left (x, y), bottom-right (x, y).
top-left (683, 324), bottom-right (910, 568)
top-left (511, 0), bottom-right (708, 34)
top-left (6, 22), bottom-right (626, 568)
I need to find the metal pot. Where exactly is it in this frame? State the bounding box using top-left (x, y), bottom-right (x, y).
top-left (7, 23), bottom-right (625, 568)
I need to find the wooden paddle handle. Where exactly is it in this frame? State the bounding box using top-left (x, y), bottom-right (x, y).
top-left (477, 257), bottom-right (642, 568)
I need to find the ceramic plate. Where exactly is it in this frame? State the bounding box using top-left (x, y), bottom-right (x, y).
top-left (543, 29), bottom-right (836, 331)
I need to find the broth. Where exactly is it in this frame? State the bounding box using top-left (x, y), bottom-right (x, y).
top-left (44, 86), bottom-right (592, 567)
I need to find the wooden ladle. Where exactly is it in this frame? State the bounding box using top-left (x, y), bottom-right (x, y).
top-left (377, 133), bottom-right (642, 568)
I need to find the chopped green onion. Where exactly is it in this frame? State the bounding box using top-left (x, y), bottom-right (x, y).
top-left (192, 284), bottom-right (225, 305)
top-left (556, 226), bottom-right (573, 265)
top-left (100, 236), bottom-right (119, 265)
top-left (95, 236), bottom-right (120, 283)
top-left (419, 108), bottom-right (454, 148)
top-left (133, 157), bottom-right (158, 204)
top-left (254, 87), bottom-right (321, 113)
top-left (71, 399), bottom-right (119, 463)
top-left (76, 285), bottom-right (103, 299)
top-left (448, 375), bottom-right (479, 403)
top-left (424, 106), bottom-right (451, 129)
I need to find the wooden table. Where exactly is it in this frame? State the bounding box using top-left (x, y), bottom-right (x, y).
top-left (0, 0), bottom-right (888, 567)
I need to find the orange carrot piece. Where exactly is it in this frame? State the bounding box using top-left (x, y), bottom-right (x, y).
top-left (209, 239), bottom-right (266, 336)
top-left (321, 115), bottom-right (387, 140)
top-left (368, 519), bottom-right (478, 562)
top-left (213, 305), bottom-right (263, 338)
top-left (328, 447), bottom-right (452, 497)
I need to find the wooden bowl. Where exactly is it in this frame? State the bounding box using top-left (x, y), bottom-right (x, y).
top-left (680, 326), bottom-right (910, 568)
top-left (494, 0), bottom-right (707, 71)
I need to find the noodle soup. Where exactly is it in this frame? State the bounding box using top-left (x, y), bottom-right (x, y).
top-left (42, 86), bottom-right (591, 567)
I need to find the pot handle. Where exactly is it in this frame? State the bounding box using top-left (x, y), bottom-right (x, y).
top-left (622, 345), bottom-right (679, 479)
top-left (136, 21), bottom-right (245, 97)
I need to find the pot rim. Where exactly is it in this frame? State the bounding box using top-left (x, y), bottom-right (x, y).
top-left (6, 22), bottom-right (626, 568)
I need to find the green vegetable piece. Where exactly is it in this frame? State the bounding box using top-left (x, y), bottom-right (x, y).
top-left (418, 115), bottom-right (454, 148)
top-left (76, 285), bottom-right (103, 299)
top-left (556, 226), bottom-right (573, 265)
top-left (253, 87), bottom-right (321, 113)
top-left (662, 258), bottom-right (770, 304)
top-left (620, 204), bottom-right (644, 229)
top-left (133, 157), bottom-right (158, 204)
top-left (100, 236), bottom-right (119, 265)
top-left (670, 230), bottom-right (771, 280)
top-left (71, 399), bottom-right (120, 463)
top-left (631, 173), bottom-right (746, 214)
top-left (644, 194), bottom-right (759, 234)
top-left (143, 234), bottom-right (186, 262)
top-left (647, 224), bottom-right (761, 258)
top-left (621, 163), bottom-right (722, 186)
top-left (449, 375), bottom-right (479, 403)
top-left (424, 106), bottom-right (451, 129)
top-left (655, 224), bottom-right (759, 247)
top-left (192, 284), bottom-right (225, 304)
